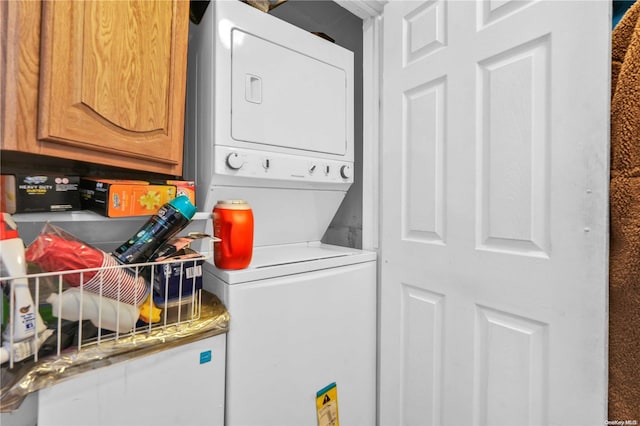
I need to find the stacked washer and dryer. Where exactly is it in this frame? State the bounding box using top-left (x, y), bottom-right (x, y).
top-left (185, 1), bottom-right (376, 425)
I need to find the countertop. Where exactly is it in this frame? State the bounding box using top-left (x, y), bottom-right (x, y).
top-left (0, 290), bottom-right (229, 413)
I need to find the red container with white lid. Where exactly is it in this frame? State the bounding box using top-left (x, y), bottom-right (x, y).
top-left (212, 200), bottom-right (254, 270)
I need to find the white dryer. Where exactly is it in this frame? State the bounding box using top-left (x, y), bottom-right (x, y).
top-left (186, 2), bottom-right (376, 425)
top-left (185, 0), bottom-right (355, 247)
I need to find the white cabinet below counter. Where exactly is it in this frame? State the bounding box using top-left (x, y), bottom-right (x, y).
top-left (38, 333), bottom-right (225, 426)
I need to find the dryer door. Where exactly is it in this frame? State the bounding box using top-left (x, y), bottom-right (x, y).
top-left (231, 28), bottom-right (350, 156)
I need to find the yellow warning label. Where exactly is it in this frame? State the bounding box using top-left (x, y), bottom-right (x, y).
top-left (316, 382), bottom-right (339, 426)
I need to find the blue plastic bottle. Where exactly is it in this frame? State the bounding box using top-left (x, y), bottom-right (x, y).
top-left (112, 196), bottom-right (197, 265)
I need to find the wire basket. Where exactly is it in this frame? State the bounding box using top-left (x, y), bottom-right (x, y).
top-left (0, 253), bottom-right (207, 369)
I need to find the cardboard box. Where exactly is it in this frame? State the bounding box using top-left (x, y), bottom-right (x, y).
top-left (0, 174), bottom-right (81, 213)
top-left (163, 180), bottom-right (196, 207)
top-left (79, 178), bottom-right (177, 217)
top-left (241, 0), bottom-right (287, 13)
top-left (153, 250), bottom-right (203, 306)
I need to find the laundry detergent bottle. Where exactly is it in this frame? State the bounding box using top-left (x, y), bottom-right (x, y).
top-left (113, 195), bottom-right (197, 265)
top-left (213, 200), bottom-right (253, 270)
top-left (0, 213), bottom-right (46, 344)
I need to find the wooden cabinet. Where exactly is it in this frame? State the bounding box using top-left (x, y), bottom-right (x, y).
top-left (1, 0), bottom-right (189, 176)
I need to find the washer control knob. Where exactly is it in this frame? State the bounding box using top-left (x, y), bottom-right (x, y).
top-left (262, 158), bottom-right (271, 169)
top-left (340, 165), bottom-right (352, 179)
top-left (226, 152), bottom-right (244, 170)
top-left (309, 164), bottom-right (317, 174)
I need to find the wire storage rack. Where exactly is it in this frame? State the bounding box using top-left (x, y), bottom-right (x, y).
top-left (0, 253), bottom-right (207, 370)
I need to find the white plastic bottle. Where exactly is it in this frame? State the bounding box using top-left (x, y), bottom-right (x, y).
top-left (47, 287), bottom-right (139, 334)
top-left (0, 213), bottom-right (46, 343)
top-left (0, 328), bottom-right (54, 364)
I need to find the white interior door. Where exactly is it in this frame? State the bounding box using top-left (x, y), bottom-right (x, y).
top-left (379, 1), bottom-right (610, 425)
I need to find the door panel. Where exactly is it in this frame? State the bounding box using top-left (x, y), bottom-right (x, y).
top-left (37, 0), bottom-right (188, 169)
top-left (477, 35), bottom-right (551, 256)
top-left (379, 1), bottom-right (610, 425)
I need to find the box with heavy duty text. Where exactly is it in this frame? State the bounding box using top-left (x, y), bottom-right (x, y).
top-left (0, 174), bottom-right (80, 213)
top-left (79, 178), bottom-right (177, 217)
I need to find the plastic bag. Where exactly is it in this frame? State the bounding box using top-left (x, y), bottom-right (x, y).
top-left (25, 223), bottom-right (148, 306)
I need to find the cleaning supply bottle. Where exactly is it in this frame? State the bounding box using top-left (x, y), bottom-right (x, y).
top-left (0, 213), bottom-right (46, 343)
top-left (212, 200), bottom-right (254, 269)
top-left (47, 287), bottom-right (139, 334)
top-left (0, 329), bottom-right (54, 364)
top-left (112, 195), bottom-right (197, 265)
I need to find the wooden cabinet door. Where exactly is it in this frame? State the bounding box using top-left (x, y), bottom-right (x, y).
top-left (37, 0), bottom-right (189, 175)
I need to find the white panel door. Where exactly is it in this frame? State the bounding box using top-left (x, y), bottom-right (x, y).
top-left (379, 1), bottom-right (610, 425)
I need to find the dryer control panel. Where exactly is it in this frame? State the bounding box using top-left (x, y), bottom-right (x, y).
top-left (214, 146), bottom-right (353, 186)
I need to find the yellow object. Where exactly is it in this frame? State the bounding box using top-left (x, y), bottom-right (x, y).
top-left (138, 293), bottom-right (162, 323)
top-left (138, 190), bottom-right (162, 211)
top-left (316, 383), bottom-right (339, 426)
top-left (166, 180), bottom-right (196, 206)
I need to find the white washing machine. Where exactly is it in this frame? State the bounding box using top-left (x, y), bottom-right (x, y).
top-left (204, 244), bottom-right (376, 426)
top-left (186, 2), bottom-right (376, 425)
